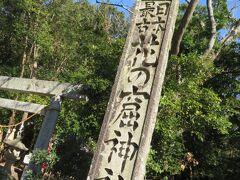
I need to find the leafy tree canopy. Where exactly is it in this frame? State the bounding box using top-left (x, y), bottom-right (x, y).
top-left (0, 0), bottom-right (239, 179)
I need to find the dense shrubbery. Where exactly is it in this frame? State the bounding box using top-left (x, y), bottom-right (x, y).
top-left (0, 0), bottom-right (239, 179)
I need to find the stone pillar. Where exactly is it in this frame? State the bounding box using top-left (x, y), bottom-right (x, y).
top-left (88, 0), bottom-right (179, 179)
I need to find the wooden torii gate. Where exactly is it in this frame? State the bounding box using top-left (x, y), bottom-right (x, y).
top-left (0, 76), bottom-right (87, 177)
top-left (88, 0), bottom-right (179, 179)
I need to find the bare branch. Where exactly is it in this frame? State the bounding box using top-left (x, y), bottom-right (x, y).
top-left (204, 0), bottom-right (217, 56)
top-left (96, 0), bottom-right (133, 14)
top-left (171, 0), bottom-right (199, 56)
top-left (213, 19), bottom-right (240, 60)
top-left (229, 1), bottom-right (240, 15)
top-left (220, 20), bottom-right (240, 46)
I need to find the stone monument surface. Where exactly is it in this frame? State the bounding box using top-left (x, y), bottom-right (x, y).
top-left (88, 0), bottom-right (179, 179)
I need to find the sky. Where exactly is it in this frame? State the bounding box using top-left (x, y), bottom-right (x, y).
top-left (88, 0), bottom-right (240, 19)
top-left (88, 0), bottom-right (240, 39)
top-left (227, 0), bottom-right (240, 18)
top-left (89, 0), bottom-right (134, 8)
top-left (88, 0), bottom-right (135, 15)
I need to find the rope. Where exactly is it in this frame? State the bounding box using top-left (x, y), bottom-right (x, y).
top-left (0, 110), bottom-right (42, 128)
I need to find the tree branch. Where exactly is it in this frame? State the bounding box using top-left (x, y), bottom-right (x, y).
top-left (171, 0), bottom-right (199, 56)
top-left (213, 19), bottom-right (240, 60)
top-left (185, 0), bottom-right (190, 4)
top-left (96, 0), bottom-right (133, 14)
top-left (220, 20), bottom-right (240, 46)
top-left (204, 0), bottom-right (217, 56)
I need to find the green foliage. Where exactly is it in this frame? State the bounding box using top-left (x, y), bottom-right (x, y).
top-left (213, 0), bottom-right (232, 29)
top-left (0, 0), bottom-right (239, 179)
top-left (147, 51), bottom-right (237, 178)
top-left (25, 170), bottom-right (42, 180)
top-left (31, 148), bottom-right (58, 171)
top-left (0, 1), bottom-right (126, 178)
top-left (31, 149), bottom-right (49, 165)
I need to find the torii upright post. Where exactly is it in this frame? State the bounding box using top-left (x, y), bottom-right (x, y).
top-left (88, 0), bottom-right (179, 179)
top-left (24, 95), bottom-right (62, 176)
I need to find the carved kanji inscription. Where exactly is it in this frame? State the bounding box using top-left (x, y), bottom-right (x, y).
top-left (88, 1), bottom-right (179, 179)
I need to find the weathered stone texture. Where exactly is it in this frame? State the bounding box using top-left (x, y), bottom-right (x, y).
top-left (88, 1), bottom-right (179, 179)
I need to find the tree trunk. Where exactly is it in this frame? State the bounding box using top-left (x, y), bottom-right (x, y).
top-left (170, 0), bottom-right (199, 84)
top-left (171, 0), bottom-right (199, 56)
top-left (204, 0), bottom-right (217, 56)
top-left (6, 36), bottom-right (29, 139)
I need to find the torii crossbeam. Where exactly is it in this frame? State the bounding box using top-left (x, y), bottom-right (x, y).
top-left (0, 75), bottom-right (87, 178)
